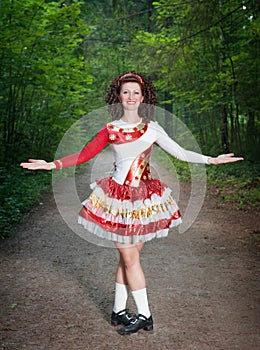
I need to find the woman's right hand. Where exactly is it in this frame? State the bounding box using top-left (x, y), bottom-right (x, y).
top-left (20, 159), bottom-right (56, 171)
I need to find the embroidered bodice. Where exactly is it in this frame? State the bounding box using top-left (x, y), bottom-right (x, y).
top-left (54, 119), bottom-right (210, 185)
top-left (107, 119), bottom-right (152, 186)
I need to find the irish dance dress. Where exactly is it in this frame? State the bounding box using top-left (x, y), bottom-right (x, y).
top-left (54, 119), bottom-right (209, 244)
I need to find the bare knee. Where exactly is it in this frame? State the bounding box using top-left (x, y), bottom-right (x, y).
top-left (118, 249), bottom-right (140, 271)
top-left (121, 255), bottom-right (139, 270)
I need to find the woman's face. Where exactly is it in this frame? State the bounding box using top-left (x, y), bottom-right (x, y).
top-left (119, 82), bottom-right (144, 111)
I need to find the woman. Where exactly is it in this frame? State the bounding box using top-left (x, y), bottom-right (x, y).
top-left (20, 72), bottom-right (243, 335)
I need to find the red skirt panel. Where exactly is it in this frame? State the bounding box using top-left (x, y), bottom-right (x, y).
top-left (78, 177), bottom-right (182, 244)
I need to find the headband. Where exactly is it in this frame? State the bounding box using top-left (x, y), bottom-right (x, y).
top-left (118, 73), bottom-right (144, 87)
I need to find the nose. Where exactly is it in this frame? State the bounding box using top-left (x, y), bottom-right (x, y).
top-left (128, 91), bottom-right (134, 100)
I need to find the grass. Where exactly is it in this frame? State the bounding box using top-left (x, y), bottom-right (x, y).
top-left (154, 147), bottom-right (260, 210)
top-left (0, 166), bottom-right (52, 239)
top-left (206, 161), bottom-right (260, 210)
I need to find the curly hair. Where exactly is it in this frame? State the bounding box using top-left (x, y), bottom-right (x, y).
top-left (105, 71), bottom-right (157, 121)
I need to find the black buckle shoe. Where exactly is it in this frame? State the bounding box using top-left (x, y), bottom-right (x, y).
top-left (111, 309), bottom-right (136, 326)
top-left (117, 314), bottom-right (153, 335)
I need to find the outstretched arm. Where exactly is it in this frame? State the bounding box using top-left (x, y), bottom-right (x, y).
top-left (155, 122), bottom-right (243, 164)
top-left (20, 126), bottom-right (109, 171)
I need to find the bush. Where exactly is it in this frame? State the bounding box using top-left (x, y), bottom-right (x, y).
top-left (0, 167), bottom-right (51, 238)
top-left (155, 148), bottom-right (259, 210)
top-left (206, 161), bottom-right (260, 210)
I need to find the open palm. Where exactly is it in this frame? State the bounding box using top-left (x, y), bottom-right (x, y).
top-left (208, 153), bottom-right (244, 165)
top-left (20, 159), bottom-right (55, 170)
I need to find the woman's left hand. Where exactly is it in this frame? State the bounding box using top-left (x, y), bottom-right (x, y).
top-left (208, 153), bottom-right (244, 165)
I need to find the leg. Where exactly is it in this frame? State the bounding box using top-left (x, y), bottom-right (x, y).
top-left (115, 242), bottom-right (144, 287)
top-left (112, 242), bottom-right (144, 312)
top-left (111, 243), bottom-right (144, 326)
top-left (116, 242), bottom-right (151, 317)
top-left (115, 242), bottom-right (153, 335)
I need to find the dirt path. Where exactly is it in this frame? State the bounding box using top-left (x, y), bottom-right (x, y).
top-left (0, 155), bottom-right (259, 350)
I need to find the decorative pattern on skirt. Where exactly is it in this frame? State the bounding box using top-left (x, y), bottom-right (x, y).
top-left (78, 177), bottom-right (182, 244)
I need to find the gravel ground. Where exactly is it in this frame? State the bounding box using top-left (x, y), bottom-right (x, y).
top-left (0, 154), bottom-right (259, 350)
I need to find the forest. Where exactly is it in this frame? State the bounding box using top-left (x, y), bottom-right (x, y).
top-left (0, 0), bottom-right (259, 237)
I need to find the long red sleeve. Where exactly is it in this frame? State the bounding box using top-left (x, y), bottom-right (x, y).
top-left (53, 126), bottom-right (109, 169)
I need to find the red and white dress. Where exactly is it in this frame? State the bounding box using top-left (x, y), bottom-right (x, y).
top-left (54, 119), bottom-right (209, 244)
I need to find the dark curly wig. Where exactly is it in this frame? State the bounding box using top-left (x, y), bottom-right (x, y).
top-left (105, 71), bottom-right (157, 121)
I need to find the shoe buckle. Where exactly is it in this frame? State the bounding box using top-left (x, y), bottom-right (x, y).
top-left (131, 319), bottom-right (138, 324)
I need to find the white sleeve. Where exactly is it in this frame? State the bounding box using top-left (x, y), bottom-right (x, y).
top-left (154, 122), bottom-right (210, 164)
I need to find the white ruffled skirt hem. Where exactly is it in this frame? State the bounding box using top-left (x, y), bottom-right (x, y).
top-left (78, 215), bottom-right (182, 244)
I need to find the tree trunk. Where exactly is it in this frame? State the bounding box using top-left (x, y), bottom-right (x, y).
top-left (221, 104), bottom-right (230, 153)
top-left (164, 91), bottom-right (173, 135)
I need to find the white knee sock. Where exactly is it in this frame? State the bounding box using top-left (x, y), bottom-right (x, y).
top-left (131, 288), bottom-right (151, 318)
top-left (113, 283), bottom-right (129, 313)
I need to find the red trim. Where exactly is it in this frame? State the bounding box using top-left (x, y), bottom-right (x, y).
top-left (79, 206), bottom-right (181, 237)
top-left (53, 160), bottom-right (62, 169)
top-left (124, 146), bottom-right (152, 185)
top-left (118, 73), bottom-right (144, 87)
top-left (95, 177), bottom-right (167, 201)
top-left (108, 120), bottom-right (148, 144)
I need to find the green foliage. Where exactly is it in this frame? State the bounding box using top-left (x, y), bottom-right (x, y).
top-left (153, 147), bottom-right (192, 182)
top-left (190, 160), bottom-right (258, 210)
top-left (156, 149), bottom-right (259, 210)
top-left (206, 161), bottom-right (260, 210)
top-left (2, 0), bottom-right (258, 165)
top-left (0, 0), bottom-right (93, 165)
top-left (134, 0), bottom-right (260, 160)
top-left (0, 167), bottom-right (52, 238)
